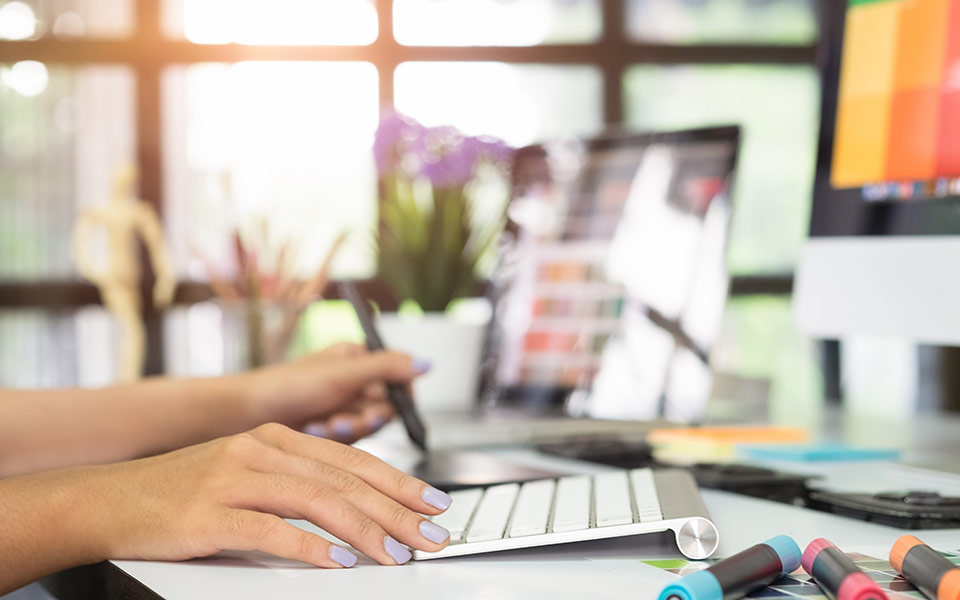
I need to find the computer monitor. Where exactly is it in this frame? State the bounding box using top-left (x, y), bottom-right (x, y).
top-left (480, 127), bottom-right (740, 422)
top-left (795, 0), bottom-right (960, 345)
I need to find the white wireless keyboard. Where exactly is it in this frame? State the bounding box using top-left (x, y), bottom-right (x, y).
top-left (414, 468), bottom-right (719, 560)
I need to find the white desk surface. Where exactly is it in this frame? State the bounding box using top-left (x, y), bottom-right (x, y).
top-left (109, 413), bottom-right (960, 600)
top-left (110, 487), bottom-right (960, 600)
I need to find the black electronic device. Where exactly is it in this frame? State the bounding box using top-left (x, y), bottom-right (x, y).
top-left (534, 437), bottom-right (815, 505)
top-left (411, 450), bottom-right (562, 492)
top-left (683, 463), bottom-right (813, 505)
top-left (535, 435), bottom-right (654, 469)
top-left (806, 490), bottom-right (960, 530)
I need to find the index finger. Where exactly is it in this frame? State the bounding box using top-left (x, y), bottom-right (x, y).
top-left (328, 351), bottom-right (427, 399)
top-left (250, 423), bottom-right (452, 515)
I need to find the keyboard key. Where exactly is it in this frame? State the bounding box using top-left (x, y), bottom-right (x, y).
top-left (509, 479), bottom-right (556, 537)
top-left (551, 475), bottom-right (591, 533)
top-left (431, 488), bottom-right (483, 543)
top-left (630, 468), bottom-right (663, 522)
top-left (594, 471), bottom-right (633, 527)
top-left (465, 483), bottom-right (519, 543)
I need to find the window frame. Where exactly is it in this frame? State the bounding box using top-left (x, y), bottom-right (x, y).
top-left (0, 0), bottom-right (819, 374)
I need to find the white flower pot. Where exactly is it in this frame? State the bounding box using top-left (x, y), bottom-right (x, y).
top-left (376, 312), bottom-right (486, 414)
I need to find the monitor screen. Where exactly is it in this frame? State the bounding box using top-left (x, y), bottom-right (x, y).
top-left (811, 0), bottom-right (960, 236)
top-left (481, 127), bottom-right (740, 422)
top-left (796, 0), bottom-right (960, 344)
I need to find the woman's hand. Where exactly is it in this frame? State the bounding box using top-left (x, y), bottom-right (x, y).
top-left (82, 423), bottom-right (451, 566)
top-left (0, 423), bottom-right (452, 593)
top-left (243, 344), bottom-right (429, 444)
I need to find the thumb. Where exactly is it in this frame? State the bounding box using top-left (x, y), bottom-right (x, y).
top-left (328, 351), bottom-right (430, 400)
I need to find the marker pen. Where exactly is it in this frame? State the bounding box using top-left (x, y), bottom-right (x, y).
top-left (890, 535), bottom-right (960, 600)
top-left (658, 535), bottom-right (802, 600)
top-left (801, 538), bottom-right (888, 600)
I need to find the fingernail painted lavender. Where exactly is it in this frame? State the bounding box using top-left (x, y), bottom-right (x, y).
top-left (422, 486), bottom-right (452, 511)
top-left (384, 536), bottom-right (412, 565)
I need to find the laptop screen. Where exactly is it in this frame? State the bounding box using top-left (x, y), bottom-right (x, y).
top-left (479, 127), bottom-right (740, 423)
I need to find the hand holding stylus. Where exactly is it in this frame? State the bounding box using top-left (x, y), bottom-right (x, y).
top-left (244, 342), bottom-right (429, 445)
top-left (341, 282), bottom-right (430, 452)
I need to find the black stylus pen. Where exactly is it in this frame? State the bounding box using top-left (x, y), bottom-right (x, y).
top-left (340, 282), bottom-right (429, 452)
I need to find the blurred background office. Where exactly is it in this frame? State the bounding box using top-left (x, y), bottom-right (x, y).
top-left (0, 0), bottom-right (952, 424)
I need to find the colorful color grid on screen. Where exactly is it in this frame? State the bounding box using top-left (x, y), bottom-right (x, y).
top-left (832, 0), bottom-right (960, 188)
top-left (645, 551), bottom-right (960, 600)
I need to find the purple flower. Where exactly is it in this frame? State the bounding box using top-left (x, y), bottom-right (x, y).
top-left (476, 136), bottom-right (515, 167)
top-left (374, 110), bottom-right (514, 187)
top-left (373, 109), bottom-right (426, 176)
top-left (418, 126), bottom-right (476, 187)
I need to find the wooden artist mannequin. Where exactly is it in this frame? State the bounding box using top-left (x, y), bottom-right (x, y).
top-left (73, 165), bottom-right (175, 382)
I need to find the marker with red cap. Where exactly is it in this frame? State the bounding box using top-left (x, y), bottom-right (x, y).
top-left (802, 538), bottom-right (888, 600)
top-left (889, 535), bottom-right (960, 600)
top-left (658, 535), bottom-right (802, 600)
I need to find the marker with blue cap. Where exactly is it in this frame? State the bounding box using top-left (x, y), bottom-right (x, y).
top-left (658, 535), bottom-right (802, 600)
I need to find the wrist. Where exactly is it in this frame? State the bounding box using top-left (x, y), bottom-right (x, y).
top-left (160, 373), bottom-right (265, 441)
top-left (0, 466), bottom-right (115, 579)
top-left (227, 369), bottom-right (273, 428)
top-left (55, 466), bottom-right (115, 564)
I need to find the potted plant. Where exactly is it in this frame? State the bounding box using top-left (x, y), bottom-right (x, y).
top-left (373, 110), bottom-right (513, 412)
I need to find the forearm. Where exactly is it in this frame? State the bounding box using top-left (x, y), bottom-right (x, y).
top-left (0, 468), bottom-right (106, 595)
top-left (0, 375), bottom-right (259, 477)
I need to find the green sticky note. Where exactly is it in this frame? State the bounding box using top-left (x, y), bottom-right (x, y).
top-left (643, 559), bottom-right (691, 569)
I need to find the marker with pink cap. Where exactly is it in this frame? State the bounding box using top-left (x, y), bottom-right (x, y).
top-left (802, 538), bottom-right (888, 600)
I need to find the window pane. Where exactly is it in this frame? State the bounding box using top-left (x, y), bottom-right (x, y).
top-left (163, 62), bottom-right (379, 282)
top-left (624, 65), bottom-right (819, 275)
top-left (163, 0), bottom-right (377, 45)
top-left (0, 309), bottom-right (74, 387)
top-left (713, 296), bottom-right (823, 423)
top-left (164, 302), bottom-right (250, 377)
top-left (626, 0), bottom-right (817, 45)
top-left (0, 64), bottom-right (135, 280)
top-left (0, 307), bottom-right (116, 388)
top-left (394, 0), bottom-right (601, 46)
top-left (395, 63), bottom-right (603, 147)
top-left (0, 0), bottom-right (133, 39)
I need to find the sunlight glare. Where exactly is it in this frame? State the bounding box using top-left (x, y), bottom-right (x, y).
top-left (0, 1), bottom-right (37, 40)
top-left (52, 11), bottom-right (86, 37)
top-left (2, 61), bottom-right (49, 96)
top-left (177, 61), bottom-right (380, 277)
top-left (395, 0), bottom-right (552, 46)
top-left (395, 62), bottom-right (540, 147)
top-left (182, 0), bottom-right (377, 45)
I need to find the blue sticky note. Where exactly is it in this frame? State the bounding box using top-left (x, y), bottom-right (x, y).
top-left (738, 443), bottom-right (900, 462)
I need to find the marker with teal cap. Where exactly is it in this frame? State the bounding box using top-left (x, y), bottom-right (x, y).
top-left (658, 535), bottom-right (803, 600)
